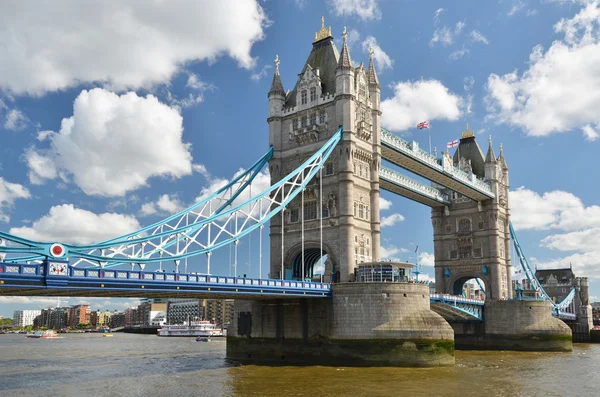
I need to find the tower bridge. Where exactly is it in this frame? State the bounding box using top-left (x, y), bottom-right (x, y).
top-left (0, 18), bottom-right (593, 366)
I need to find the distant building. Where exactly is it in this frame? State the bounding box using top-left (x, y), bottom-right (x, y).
top-left (124, 307), bottom-right (136, 326)
top-left (13, 310), bottom-right (41, 327)
top-left (34, 307), bottom-right (68, 329)
top-left (110, 312), bottom-right (126, 328)
top-left (205, 299), bottom-right (234, 328)
top-left (167, 299), bottom-right (203, 325)
top-left (69, 305), bottom-right (91, 327)
top-left (91, 310), bottom-right (112, 327)
top-left (135, 302), bottom-right (167, 326)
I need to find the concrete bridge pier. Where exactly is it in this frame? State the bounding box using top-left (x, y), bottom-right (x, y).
top-left (226, 283), bottom-right (455, 367)
top-left (453, 300), bottom-right (572, 351)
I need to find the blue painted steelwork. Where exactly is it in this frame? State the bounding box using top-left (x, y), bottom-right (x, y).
top-left (430, 293), bottom-right (484, 321)
top-left (509, 221), bottom-right (576, 319)
top-left (379, 166), bottom-right (450, 207)
top-left (0, 261), bottom-right (331, 299)
top-left (0, 127), bottom-right (342, 271)
top-left (380, 127), bottom-right (495, 200)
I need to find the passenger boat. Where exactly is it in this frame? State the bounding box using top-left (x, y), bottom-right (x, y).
top-left (27, 330), bottom-right (59, 339)
top-left (158, 320), bottom-right (224, 337)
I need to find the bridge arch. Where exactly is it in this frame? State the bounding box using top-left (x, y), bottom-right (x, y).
top-left (285, 241), bottom-right (338, 282)
top-left (448, 273), bottom-right (489, 300)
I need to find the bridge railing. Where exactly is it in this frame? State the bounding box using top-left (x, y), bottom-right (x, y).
top-left (430, 293), bottom-right (485, 306)
top-left (380, 128), bottom-right (494, 197)
top-left (379, 167), bottom-right (450, 203)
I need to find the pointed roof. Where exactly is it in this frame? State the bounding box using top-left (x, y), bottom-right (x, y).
top-left (337, 26), bottom-right (353, 69)
top-left (498, 143), bottom-right (508, 169)
top-left (485, 135), bottom-right (496, 163)
top-left (284, 18), bottom-right (340, 107)
top-left (453, 123), bottom-right (486, 178)
top-left (269, 55), bottom-right (285, 95)
top-left (367, 47), bottom-right (380, 86)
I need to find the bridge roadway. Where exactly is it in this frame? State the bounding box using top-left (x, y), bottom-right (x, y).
top-left (380, 128), bottom-right (495, 202)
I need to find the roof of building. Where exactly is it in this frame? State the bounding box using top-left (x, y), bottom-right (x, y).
top-left (452, 123), bottom-right (486, 178)
top-left (285, 34), bottom-right (340, 107)
top-left (269, 55), bottom-right (285, 95)
top-left (535, 268), bottom-right (575, 283)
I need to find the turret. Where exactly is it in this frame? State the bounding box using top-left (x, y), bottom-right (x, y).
top-left (268, 55), bottom-right (285, 118)
top-left (336, 26), bottom-right (354, 96)
top-left (484, 135), bottom-right (497, 181)
top-left (367, 47), bottom-right (380, 111)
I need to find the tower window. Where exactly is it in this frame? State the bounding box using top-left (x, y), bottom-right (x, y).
top-left (459, 246), bottom-right (472, 259)
top-left (366, 238), bottom-right (370, 247)
top-left (301, 90), bottom-right (307, 105)
top-left (474, 247), bottom-right (482, 257)
top-left (292, 118), bottom-right (298, 130)
top-left (310, 87), bottom-right (316, 102)
top-left (325, 162), bottom-right (334, 176)
top-left (359, 204), bottom-right (364, 219)
top-left (290, 208), bottom-right (299, 223)
top-left (310, 113), bottom-right (316, 125)
top-left (458, 219), bottom-right (471, 233)
top-left (359, 85), bottom-right (366, 98)
top-left (319, 111), bottom-right (326, 124)
top-left (450, 250), bottom-right (458, 259)
top-left (322, 205), bottom-right (330, 218)
top-left (301, 116), bottom-right (307, 127)
top-left (304, 201), bottom-right (317, 220)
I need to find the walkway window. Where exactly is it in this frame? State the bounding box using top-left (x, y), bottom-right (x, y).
top-left (310, 87), bottom-right (316, 102)
top-left (319, 111), bottom-right (326, 124)
top-left (301, 90), bottom-right (307, 105)
top-left (290, 208), bottom-right (299, 223)
top-left (310, 113), bottom-right (316, 125)
top-left (458, 219), bottom-right (471, 233)
top-left (325, 162), bottom-right (334, 175)
top-left (304, 201), bottom-right (317, 220)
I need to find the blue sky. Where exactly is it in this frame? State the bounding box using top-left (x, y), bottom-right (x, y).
top-left (1, 0), bottom-right (599, 317)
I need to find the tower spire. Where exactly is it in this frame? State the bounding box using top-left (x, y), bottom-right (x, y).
top-left (367, 46), bottom-right (380, 86)
top-left (498, 142), bottom-right (508, 169)
top-left (314, 16), bottom-right (332, 42)
top-left (337, 26), bottom-right (353, 69)
top-left (485, 135), bottom-right (496, 163)
top-left (269, 54), bottom-right (284, 94)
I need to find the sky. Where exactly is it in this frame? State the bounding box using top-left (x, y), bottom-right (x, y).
top-left (1, 0), bottom-right (600, 317)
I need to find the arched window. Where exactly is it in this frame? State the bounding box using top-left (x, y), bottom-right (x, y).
top-left (458, 218), bottom-right (471, 233)
top-left (359, 204), bottom-right (364, 219)
top-left (310, 87), bottom-right (316, 102)
top-left (301, 90), bottom-right (307, 105)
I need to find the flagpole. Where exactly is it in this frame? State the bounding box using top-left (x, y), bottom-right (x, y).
top-left (428, 126), bottom-right (432, 154)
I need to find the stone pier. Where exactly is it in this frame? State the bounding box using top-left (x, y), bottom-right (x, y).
top-left (226, 283), bottom-right (455, 367)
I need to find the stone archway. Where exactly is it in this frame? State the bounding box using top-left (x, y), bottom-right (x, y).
top-left (285, 242), bottom-right (337, 282)
top-left (449, 274), bottom-right (490, 300)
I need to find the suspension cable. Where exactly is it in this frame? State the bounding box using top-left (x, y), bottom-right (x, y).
top-left (320, 156), bottom-right (323, 283)
top-left (302, 187), bottom-right (305, 281)
top-left (281, 207), bottom-right (285, 280)
top-left (259, 199), bottom-right (263, 279)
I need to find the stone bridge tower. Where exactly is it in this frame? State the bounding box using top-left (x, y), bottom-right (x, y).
top-left (267, 19), bottom-right (381, 282)
top-left (432, 125), bottom-right (512, 300)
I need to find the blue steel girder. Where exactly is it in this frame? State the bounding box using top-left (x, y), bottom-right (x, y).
top-left (380, 128), bottom-right (495, 202)
top-left (379, 166), bottom-right (450, 207)
top-left (0, 261), bottom-right (332, 299)
top-left (430, 294), bottom-right (484, 321)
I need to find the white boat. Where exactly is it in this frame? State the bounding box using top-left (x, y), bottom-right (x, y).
top-left (157, 321), bottom-right (224, 337)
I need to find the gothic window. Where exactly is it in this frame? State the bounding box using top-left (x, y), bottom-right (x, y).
top-left (304, 201), bottom-right (317, 220)
top-left (445, 224), bottom-right (452, 233)
top-left (474, 247), bottom-right (482, 258)
top-left (319, 111), bottom-right (326, 124)
top-left (499, 219), bottom-right (505, 232)
top-left (478, 220), bottom-right (484, 230)
top-left (458, 219), bottom-right (471, 233)
top-left (290, 208), bottom-right (299, 223)
top-left (354, 202), bottom-right (357, 217)
top-left (310, 113), bottom-right (316, 125)
top-left (325, 162), bottom-right (334, 175)
top-left (301, 90), bottom-right (307, 105)
top-left (310, 87), bottom-right (316, 102)
top-left (366, 206), bottom-right (370, 220)
top-left (322, 205), bottom-right (330, 218)
top-left (355, 235), bottom-right (358, 243)
top-left (355, 247), bottom-right (358, 255)
top-left (450, 250), bottom-right (458, 260)
top-left (292, 118), bottom-right (298, 130)
top-left (359, 204), bottom-right (364, 219)
top-left (359, 165), bottom-right (363, 177)
top-left (366, 238), bottom-right (370, 247)
top-left (361, 108), bottom-right (366, 122)
top-left (359, 84), bottom-right (366, 98)
top-left (459, 246), bottom-right (472, 259)
top-left (360, 247), bottom-right (364, 256)
top-left (353, 164), bottom-right (357, 174)
top-left (301, 116), bottom-right (307, 127)
top-left (366, 249), bottom-right (370, 257)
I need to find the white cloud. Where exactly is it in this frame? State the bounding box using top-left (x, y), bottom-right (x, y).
top-left (485, 2), bottom-right (600, 140)
top-left (26, 88), bottom-right (194, 197)
top-left (434, 8), bottom-right (445, 24)
top-left (470, 30), bottom-right (489, 45)
top-left (0, 0), bottom-right (267, 96)
top-left (541, 228), bottom-right (600, 252)
top-left (380, 245), bottom-right (400, 258)
top-left (510, 187), bottom-right (600, 231)
top-left (9, 204), bottom-right (141, 245)
top-left (3, 109), bottom-right (28, 131)
top-left (430, 26), bottom-right (453, 47)
top-left (379, 197), bottom-right (392, 211)
top-left (36, 130), bottom-right (53, 141)
top-left (0, 178), bottom-right (31, 223)
top-left (508, 0), bottom-right (525, 16)
top-left (165, 74), bottom-right (214, 111)
top-left (348, 29), bottom-right (361, 48)
top-left (251, 64), bottom-right (272, 81)
top-left (381, 213), bottom-right (405, 227)
top-left (455, 21), bottom-right (466, 35)
top-left (418, 252), bottom-right (435, 267)
top-left (329, 0), bottom-right (381, 21)
top-left (449, 46), bottom-right (469, 60)
top-left (361, 36), bottom-right (393, 70)
top-left (464, 76), bottom-right (475, 91)
top-left (140, 194), bottom-right (184, 217)
top-left (381, 80), bottom-right (462, 132)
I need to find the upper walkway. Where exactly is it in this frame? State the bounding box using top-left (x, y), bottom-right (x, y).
top-left (380, 128), bottom-right (495, 202)
top-left (379, 166), bottom-right (450, 207)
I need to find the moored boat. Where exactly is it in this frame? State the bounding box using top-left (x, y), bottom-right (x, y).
top-left (158, 320), bottom-right (224, 337)
top-left (27, 330), bottom-right (59, 339)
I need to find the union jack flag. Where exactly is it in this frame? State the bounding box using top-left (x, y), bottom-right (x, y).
top-left (417, 121), bottom-right (430, 129)
top-left (447, 140), bottom-right (459, 148)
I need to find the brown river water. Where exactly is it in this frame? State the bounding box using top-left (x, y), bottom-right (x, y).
top-left (0, 333), bottom-right (597, 397)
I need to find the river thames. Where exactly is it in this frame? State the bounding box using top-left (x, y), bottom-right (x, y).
top-left (0, 333), bottom-right (597, 396)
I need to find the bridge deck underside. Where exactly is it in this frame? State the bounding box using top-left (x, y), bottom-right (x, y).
top-left (380, 180), bottom-right (447, 207)
top-left (430, 302), bottom-right (482, 322)
top-left (381, 146), bottom-right (492, 202)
